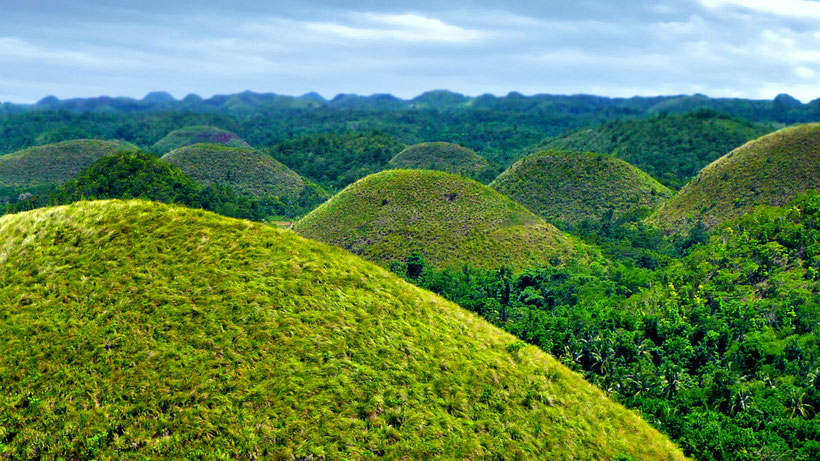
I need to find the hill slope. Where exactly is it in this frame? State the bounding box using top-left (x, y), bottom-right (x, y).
top-left (386, 142), bottom-right (498, 182)
top-left (151, 125), bottom-right (251, 153)
top-left (294, 170), bottom-right (591, 270)
top-left (532, 112), bottom-right (773, 188)
top-left (0, 139), bottom-right (138, 191)
top-left (651, 123), bottom-right (820, 231)
top-left (491, 150), bottom-right (673, 226)
top-left (162, 143), bottom-right (326, 205)
top-left (0, 200), bottom-right (686, 459)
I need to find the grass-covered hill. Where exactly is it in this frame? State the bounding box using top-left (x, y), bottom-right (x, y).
top-left (151, 125), bottom-right (251, 154)
top-left (0, 200), bottom-right (686, 459)
top-left (532, 111), bottom-right (774, 189)
top-left (0, 139), bottom-right (138, 192)
top-left (293, 169), bottom-right (592, 270)
top-left (162, 143), bottom-right (327, 206)
top-left (651, 123), bottom-right (820, 232)
top-left (386, 142), bottom-right (500, 183)
top-left (491, 150), bottom-right (673, 227)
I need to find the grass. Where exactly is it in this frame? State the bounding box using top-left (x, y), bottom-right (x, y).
top-left (386, 142), bottom-right (499, 183)
top-left (651, 123), bottom-right (820, 232)
top-left (162, 142), bottom-right (327, 203)
top-left (294, 169), bottom-right (595, 270)
top-left (0, 199), bottom-right (687, 459)
top-left (0, 139), bottom-right (138, 190)
top-left (151, 125), bottom-right (251, 154)
top-left (491, 150), bottom-right (672, 226)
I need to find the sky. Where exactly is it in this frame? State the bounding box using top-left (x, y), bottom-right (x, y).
top-left (1, 0), bottom-right (819, 103)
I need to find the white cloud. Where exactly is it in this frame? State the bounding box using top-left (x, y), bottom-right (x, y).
top-left (794, 66), bottom-right (816, 78)
top-left (305, 13), bottom-right (483, 43)
top-left (700, 0), bottom-right (820, 18)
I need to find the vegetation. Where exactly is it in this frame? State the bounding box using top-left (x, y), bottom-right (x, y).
top-left (491, 150), bottom-right (672, 227)
top-left (151, 125), bottom-right (251, 153)
top-left (162, 143), bottom-right (328, 215)
top-left (0, 200), bottom-right (687, 459)
top-left (265, 131), bottom-right (406, 191)
top-left (294, 170), bottom-right (593, 271)
top-left (532, 111), bottom-right (774, 188)
top-left (652, 123), bottom-right (820, 232)
top-left (0, 139), bottom-right (138, 193)
top-left (401, 192), bottom-right (820, 461)
top-left (386, 142), bottom-right (501, 183)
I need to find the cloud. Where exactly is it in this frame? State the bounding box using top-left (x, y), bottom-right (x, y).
top-left (0, 37), bottom-right (115, 66)
top-left (700, 0), bottom-right (820, 18)
top-left (305, 13), bottom-right (483, 43)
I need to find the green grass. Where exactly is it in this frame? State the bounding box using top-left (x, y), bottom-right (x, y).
top-left (294, 169), bottom-right (595, 270)
top-left (162, 143), bottom-right (327, 203)
top-left (0, 139), bottom-right (138, 190)
top-left (386, 142), bottom-right (499, 182)
top-left (151, 125), bottom-right (251, 154)
top-left (651, 123), bottom-right (820, 232)
top-left (0, 199), bottom-right (687, 459)
top-left (491, 150), bottom-right (672, 226)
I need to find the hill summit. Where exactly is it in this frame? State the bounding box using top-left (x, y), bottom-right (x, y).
top-left (0, 200), bottom-right (686, 459)
top-left (387, 142), bottom-right (497, 182)
top-left (294, 169), bottom-right (591, 270)
top-left (491, 150), bottom-right (673, 227)
top-left (151, 125), bottom-right (251, 153)
top-left (651, 123), bottom-right (820, 231)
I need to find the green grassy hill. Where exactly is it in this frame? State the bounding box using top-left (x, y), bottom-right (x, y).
top-left (294, 169), bottom-right (593, 270)
top-left (532, 112), bottom-right (773, 189)
top-left (151, 125), bottom-right (251, 154)
top-left (0, 139), bottom-right (138, 191)
top-left (491, 150), bottom-right (673, 227)
top-left (162, 143), bottom-right (327, 205)
top-left (0, 200), bottom-right (687, 459)
top-left (651, 123), bottom-right (820, 232)
top-left (386, 142), bottom-right (499, 182)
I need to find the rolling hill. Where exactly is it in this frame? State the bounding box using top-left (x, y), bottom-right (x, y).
top-left (531, 112), bottom-right (773, 188)
top-left (386, 142), bottom-right (499, 182)
top-left (162, 143), bottom-right (326, 205)
top-left (151, 125), bottom-right (251, 154)
top-left (293, 169), bottom-right (592, 270)
top-left (651, 123), bottom-right (820, 232)
top-left (0, 139), bottom-right (138, 191)
top-left (0, 199), bottom-right (687, 459)
top-left (491, 150), bottom-right (673, 227)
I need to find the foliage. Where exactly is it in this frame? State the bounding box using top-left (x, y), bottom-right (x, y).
top-left (386, 142), bottom-right (502, 183)
top-left (0, 200), bottom-right (686, 460)
top-left (151, 125), bottom-right (251, 154)
top-left (491, 150), bottom-right (672, 226)
top-left (294, 169), bottom-right (594, 271)
top-left (652, 123), bottom-right (820, 232)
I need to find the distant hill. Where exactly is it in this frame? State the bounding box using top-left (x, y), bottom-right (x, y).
top-left (491, 150), bottom-right (673, 227)
top-left (386, 142), bottom-right (500, 183)
top-left (294, 169), bottom-right (593, 270)
top-left (0, 139), bottom-right (138, 191)
top-left (0, 200), bottom-right (687, 459)
top-left (532, 112), bottom-right (774, 188)
top-left (162, 143), bottom-right (327, 206)
top-left (651, 123), bottom-right (820, 232)
top-left (151, 125), bottom-right (251, 154)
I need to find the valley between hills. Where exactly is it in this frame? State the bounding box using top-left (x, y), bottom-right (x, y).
top-left (1, 90), bottom-right (819, 460)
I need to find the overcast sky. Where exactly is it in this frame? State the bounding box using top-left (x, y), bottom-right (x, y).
top-left (1, 0), bottom-right (819, 103)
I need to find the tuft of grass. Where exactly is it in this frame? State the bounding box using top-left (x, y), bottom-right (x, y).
top-left (386, 142), bottom-right (500, 183)
top-left (491, 150), bottom-right (672, 226)
top-left (294, 169), bottom-right (596, 270)
top-left (651, 123), bottom-right (820, 232)
top-left (0, 139), bottom-right (138, 191)
top-left (0, 199), bottom-right (687, 460)
top-left (151, 125), bottom-right (251, 154)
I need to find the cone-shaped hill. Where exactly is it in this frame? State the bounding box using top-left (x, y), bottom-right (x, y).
top-left (0, 200), bottom-right (686, 459)
top-left (651, 123), bottom-right (820, 232)
top-left (491, 150), bottom-right (673, 226)
top-left (293, 170), bottom-right (593, 270)
top-left (151, 125), bottom-right (251, 154)
top-left (0, 139), bottom-right (138, 191)
top-left (162, 143), bottom-right (326, 203)
top-left (386, 142), bottom-right (498, 182)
